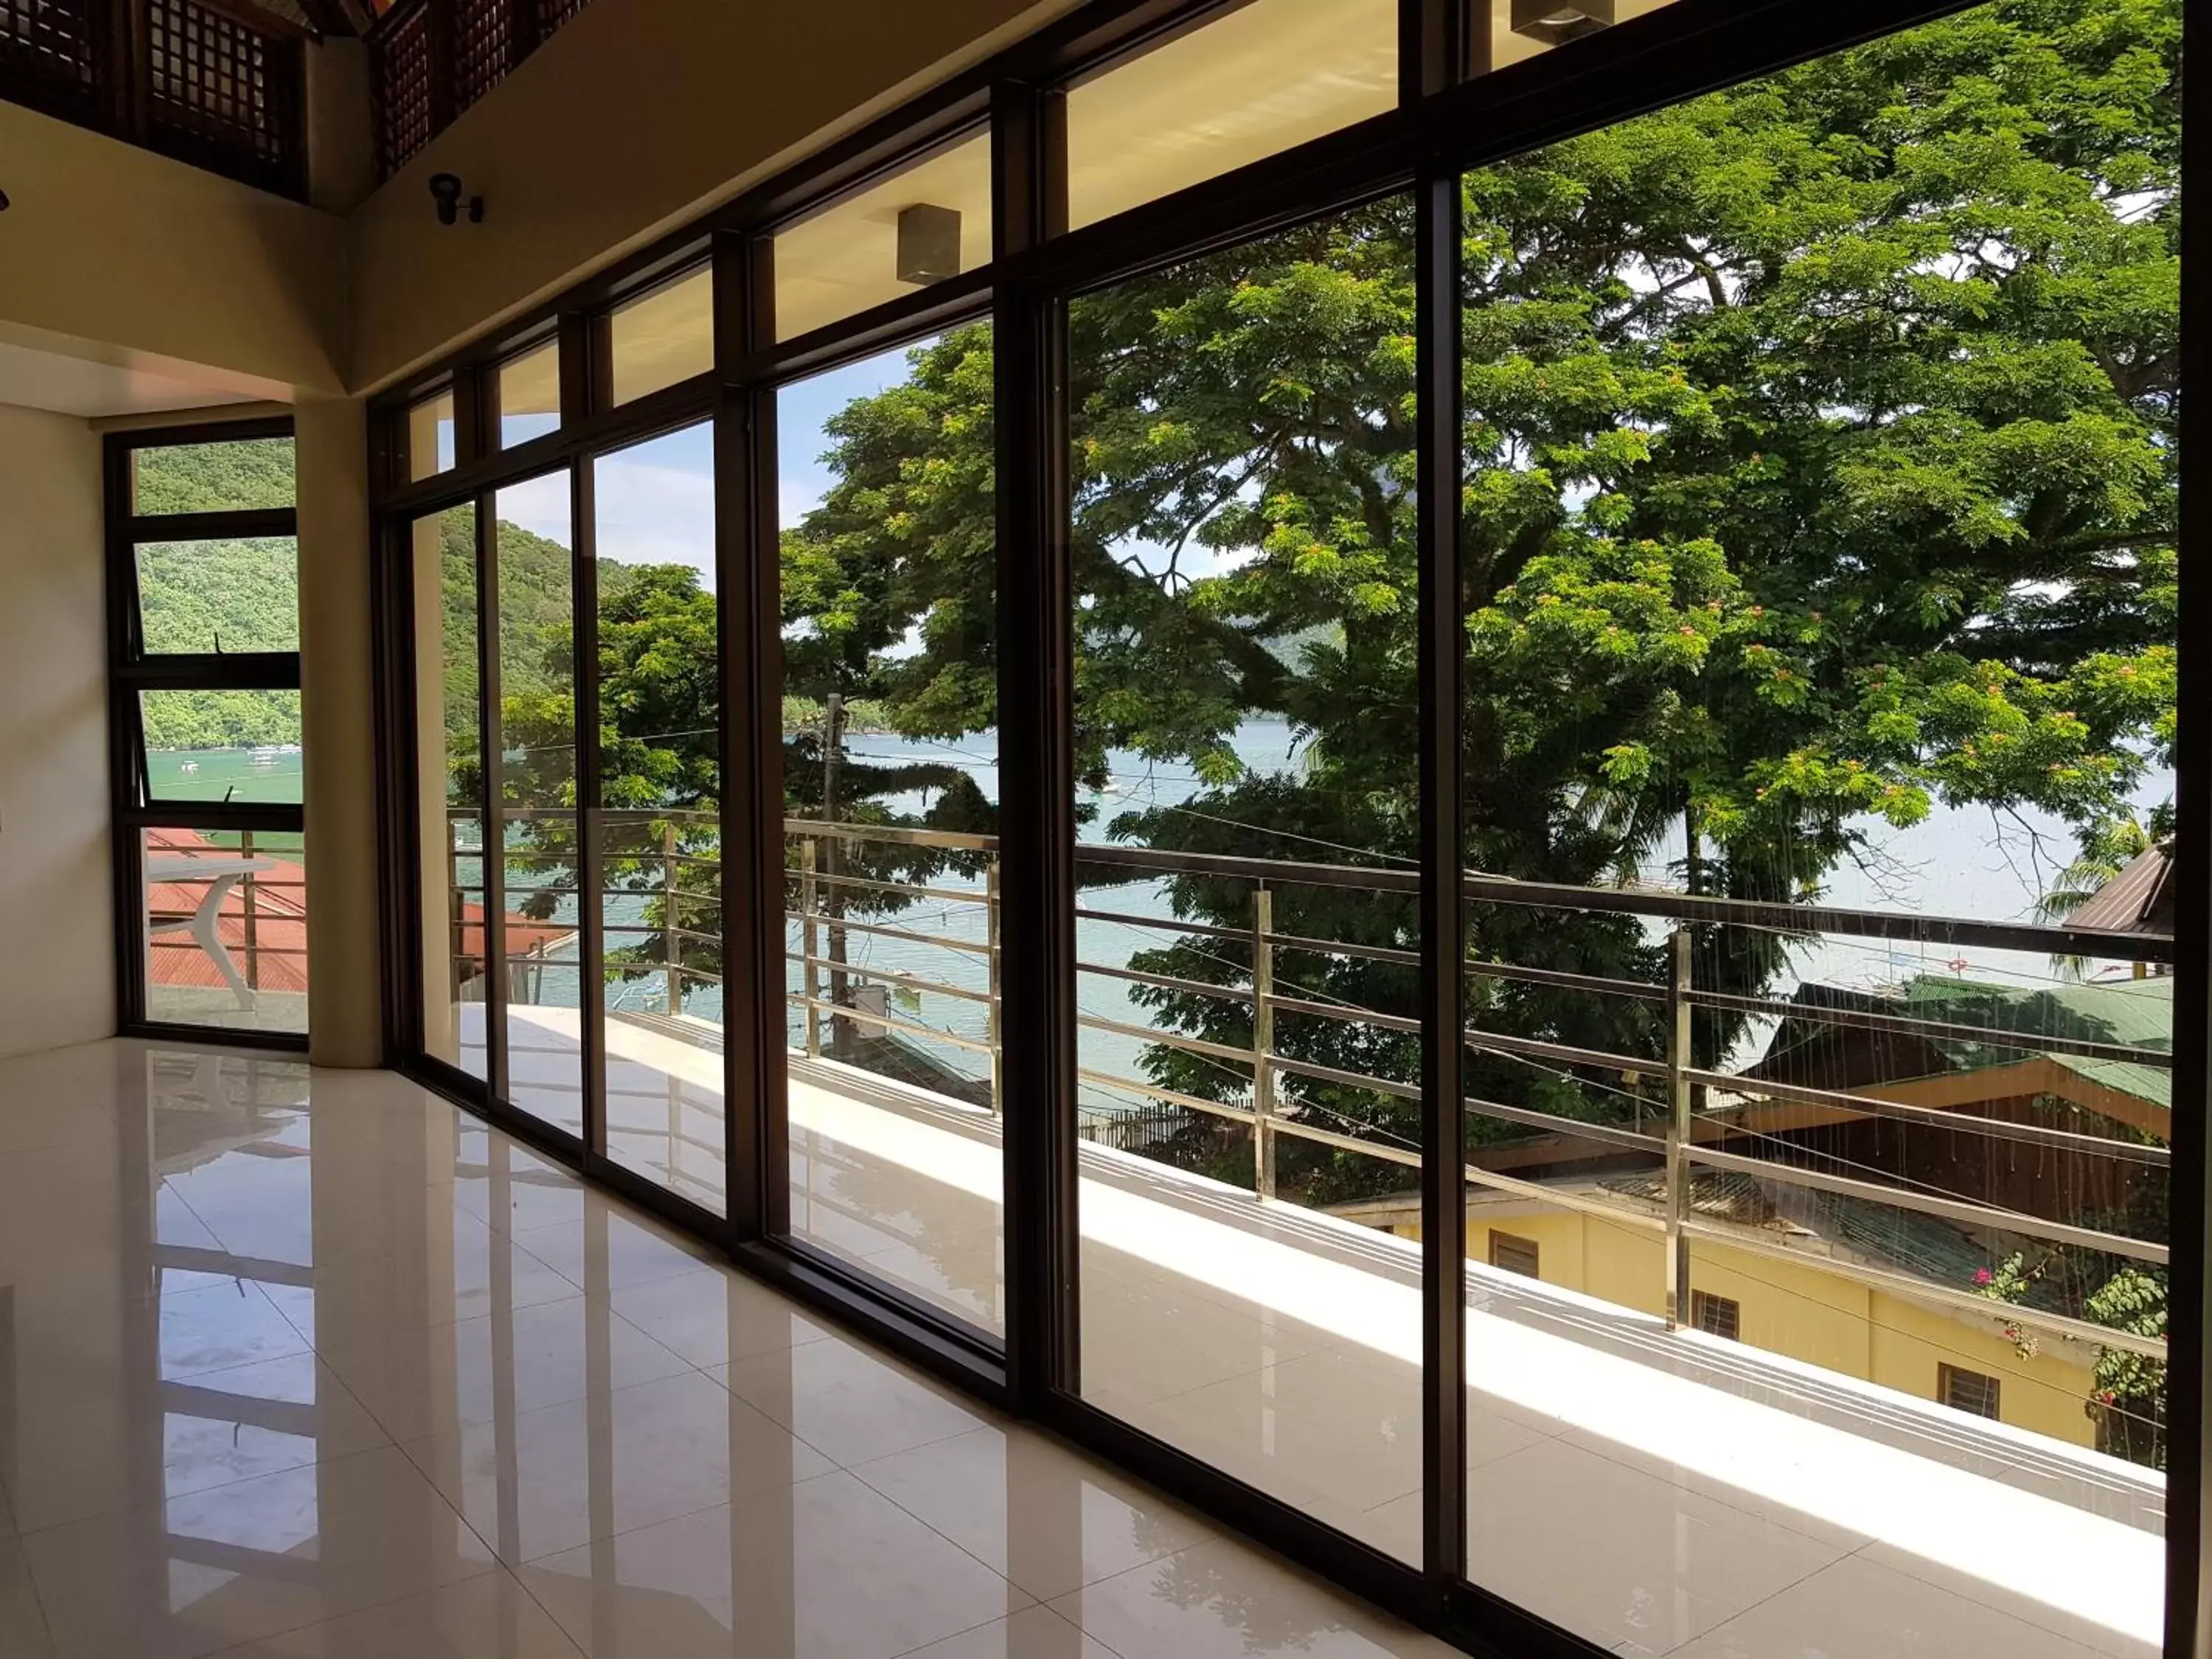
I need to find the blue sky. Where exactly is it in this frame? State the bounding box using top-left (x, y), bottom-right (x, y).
top-left (498, 343), bottom-right (923, 594)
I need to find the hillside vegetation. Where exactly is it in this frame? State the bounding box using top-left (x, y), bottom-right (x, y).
top-left (136, 442), bottom-right (577, 751)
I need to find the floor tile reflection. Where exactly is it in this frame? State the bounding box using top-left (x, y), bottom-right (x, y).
top-left (210, 1572), bottom-right (585, 1658)
top-left (21, 1444), bottom-right (498, 1658)
top-left (402, 1369), bottom-right (835, 1565)
top-left (516, 1470), bottom-right (1030, 1659)
top-left (0, 1536), bottom-right (53, 1659)
top-left (0, 1039), bottom-right (2158, 1659)
top-left (712, 1333), bottom-right (997, 1468)
top-left (1049, 1539), bottom-right (1457, 1659)
top-left (850, 1425), bottom-right (1211, 1602)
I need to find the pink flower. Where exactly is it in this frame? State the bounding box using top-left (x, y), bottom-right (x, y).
top-left (1974, 1268), bottom-right (1994, 1286)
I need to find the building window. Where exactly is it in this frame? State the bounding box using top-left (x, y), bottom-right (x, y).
top-left (107, 420), bottom-right (305, 1042)
top-left (1691, 1291), bottom-right (1741, 1340)
top-left (1940, 1365), bottom-right (2002, 1421)
top-left (1489, 1231), bottom-right (1540, 1279)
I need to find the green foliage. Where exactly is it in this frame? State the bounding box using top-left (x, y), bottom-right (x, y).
top-left (465, 0), bottom-right (2180, 1436)
top-left (129, 439), bottom-right (303, 749)
top-left (768, 0), bottom-right (2179, 1248)
top-left (136, 539), bottom-right (299, 655)
top-left (131, 437), bottom-right (295, 514)
top-left (140, 689), bottom-right (302, 751)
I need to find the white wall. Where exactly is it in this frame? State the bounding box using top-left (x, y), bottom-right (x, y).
top-left (0, 403), bottom-right (114, 1057)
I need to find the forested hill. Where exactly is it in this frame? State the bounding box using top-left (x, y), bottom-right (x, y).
top-left (133, 437), bottom-right (577, 750)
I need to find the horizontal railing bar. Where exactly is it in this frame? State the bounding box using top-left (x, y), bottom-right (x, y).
top-left (1269, 992), bottom-right (1419, 1035)
top-left (1075, 905), bottom-right (1251, 945)
top-left (1464, 1161), bottom-right (1670, 1231)
top-left (1079, 1068), bottom-right (1258, 1124)
top-left (454, 804), bottom-right (2177, 959)
top-left (1682, 1143), bottom-right (2168, 1266)
top-left (787, 953), bottom-right (995, 1005)
top-left (1467, 1026), bottom-right (1652, 1078)
top-left (606, 964), bottom-right (724, 984)
top-left (1678, 1217), bottom-right (2169, 1360)
top-left (1079, 960), bottom-right (1253, 1004)
top-left (787, 911), bottom-right (995, 956)
top-left (782, 993), bottom-right (996, 1054)
top-left (787, 816), bottom-right (998, 852)
top-left (1081, 1013), bottom-right (1256, 1066)
top-left (1273, 1115), bottom-right (1425, 1169)
top-left (1460, 873), bottom-right (2174, 964)
top-left (1470, 957), bottom-right (1669, 1003)
top-left (1685, 1068), bottom-right (2171, 1164)
top-left (788, 868), bottom-right (993, 907)
top-left (1077, 841), bottom-right (1419, 892)
top-left (1271, 1054), bottom-right (1420, 1102)
top-left (1464, 1094), bottom-right (1666, 1154)
top-left (1267, 930), bottom-right (1419, 967)
top-left (1686, 985), bottom-right (2172, 1069)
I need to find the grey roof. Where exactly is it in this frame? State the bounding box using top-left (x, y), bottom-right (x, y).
top-left (2065, 841), bottom-right (2175, 936)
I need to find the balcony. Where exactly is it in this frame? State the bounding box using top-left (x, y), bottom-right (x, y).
top-left (446, 810), bottom-right (2171, 1657)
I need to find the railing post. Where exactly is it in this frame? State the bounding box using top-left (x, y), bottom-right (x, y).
top-left (1665, 924), bottom-right (1692, 1329)
top-left (1253, 886), bottom-right (1276, 1201)
top-left (661, 820), bottom-right (681, 1017)
top-left (987, 858), bottom-right (1004, 1116)
top-left (240, 828), bottom-right (260, 992)
top-left (800, 837), bottom-right (821, 1060)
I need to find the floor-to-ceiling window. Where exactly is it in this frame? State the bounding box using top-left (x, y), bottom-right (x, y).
top-left (1450, 10), bottom-right (2178, 1646)
top-left (776, 326), bottom-right (1006, 1335)
top-left (367, 1), bottom-right (2192, 1652)
top-left (1061, 198), bottom-right (1431, 1561)
top-left (592, 422), bottom-right (725, 1211)
top-left (108, 421), bottom-right (308, 1043)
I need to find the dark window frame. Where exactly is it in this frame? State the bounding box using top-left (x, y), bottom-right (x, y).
top-left (1941, 1363), bottom-right (2003, 1422)
top-left (1489, 1232), bottom-right (1542, 1279)
top-left (104, 416), bottom-right (306, 1053)
top-left (1691, 1290), bottom-right (1741, 1341)
top-left (358, 2), bottom-right (2209, 1654)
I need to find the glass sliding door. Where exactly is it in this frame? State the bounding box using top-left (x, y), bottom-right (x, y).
top-left (1065, 200), bottom-right (1427, 1560)
top-left (776, 330), bottom-right (1005, 1337)
top-left (591, 422), bottom-right (728, 1212)
top-left (413, 504), bottom-right (487, 1079)
top-left (1455, 7), bottom-right (2177, 1652)
top-left (493, 473), bottom-right (587, 1137)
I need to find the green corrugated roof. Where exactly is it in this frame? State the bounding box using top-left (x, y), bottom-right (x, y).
top-left (1892, 973), bottom-right (2171, 1113)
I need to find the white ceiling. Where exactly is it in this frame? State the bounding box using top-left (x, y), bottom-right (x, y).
top-left (0, 336), bottom-right (285, 420)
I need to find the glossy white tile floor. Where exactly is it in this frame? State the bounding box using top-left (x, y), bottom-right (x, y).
top-left (0, 1040), bottom-right (1458, 1659)
top-left (578, 1020), bottom-right (2166, 1659)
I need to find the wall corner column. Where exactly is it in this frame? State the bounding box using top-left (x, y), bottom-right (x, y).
top-left (296, 393), bottom-right (382, 1067)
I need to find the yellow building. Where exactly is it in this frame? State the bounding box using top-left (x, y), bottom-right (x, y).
top-left (1336, 1178), bottom-right (2105, 1448)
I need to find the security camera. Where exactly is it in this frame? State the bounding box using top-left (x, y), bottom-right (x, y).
top-left (429, 173), bottom-right (484, 226)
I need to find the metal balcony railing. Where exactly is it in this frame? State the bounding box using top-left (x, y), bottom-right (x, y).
top-left (448, 804), bottom-right (2174, 1365)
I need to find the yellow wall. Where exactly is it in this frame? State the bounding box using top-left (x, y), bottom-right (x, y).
top-left (0, 404), bottom-right (114, 1058)
top-left (0, 102), bottom-right (346, 398)
top-left (1438, 1212), bottom-right (2100, 1448)
top-left (346, 0), bottom-right (1072, 391)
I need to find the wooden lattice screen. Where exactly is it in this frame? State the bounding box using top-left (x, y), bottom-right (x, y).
top-left (369, 0), bottom-right (593, 178)
top-left (533, 0), bottom-right (584, 36)
top-left (451, 0), bottom-right (509, 109)
top-left (144, 0), bottom-right (305, 197)
top-left (0, 0), bottom-right (303, 197)
top-left (371, 0), bottom-right (433, 178)
top-left (0, 0), bottom-right (109, 128)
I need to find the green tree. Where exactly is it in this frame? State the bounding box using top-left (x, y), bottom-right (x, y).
top-left (778, 0), bottom-right (2178, 1212)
